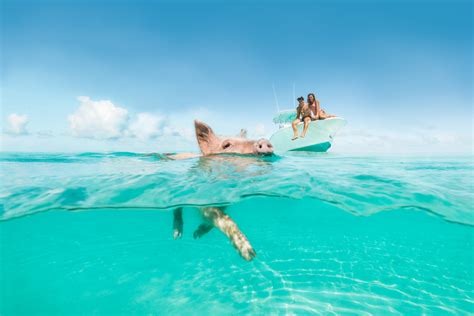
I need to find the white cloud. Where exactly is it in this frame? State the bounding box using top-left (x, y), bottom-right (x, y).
top-left (169, 107), bottom-right (211, 137)
top-left (68, 96), bottom-right (129, 139)
top-left (253, 123), bottom-right (266, 137)
top-left (5, 113), bottom-right (29, 135)
top-left (9, 95), bottom-right (467, 154)
top-left (68, 97), bottom-right (189, 141)
top-left (333, 125), bottom-right (472, 154)
top-left (127, 112), bottom-right (166, 140)
top-left (36, 130), bottom-right (54, 138)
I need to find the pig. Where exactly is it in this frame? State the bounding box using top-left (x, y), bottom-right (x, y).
top-left (166, 120), bottom-right (273, 160)
top-left (170, 120), bottom-right (274, 261)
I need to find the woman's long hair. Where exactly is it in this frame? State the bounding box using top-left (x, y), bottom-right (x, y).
top-left (307, 93), bottom-right (316, 105)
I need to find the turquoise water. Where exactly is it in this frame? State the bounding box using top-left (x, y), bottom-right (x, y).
top-left (1, 152), bottom-right (473, 314)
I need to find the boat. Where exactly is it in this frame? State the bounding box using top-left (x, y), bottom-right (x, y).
top-left (269, 109), bottom-right (347, 153)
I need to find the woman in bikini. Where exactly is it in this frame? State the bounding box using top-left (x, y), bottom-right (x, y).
top-left (291, 96), bottom-right (313, 140)
top-left (307, 92), bottom-right (335, 120)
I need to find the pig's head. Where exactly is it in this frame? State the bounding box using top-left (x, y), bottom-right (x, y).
top-left (194, 120), bottom-right (273, 156)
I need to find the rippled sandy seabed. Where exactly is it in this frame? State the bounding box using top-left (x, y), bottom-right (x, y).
top-left (1, 152), bottom-right (473, 314)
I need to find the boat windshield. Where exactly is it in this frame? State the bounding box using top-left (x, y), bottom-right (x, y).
top-left (272, 109), bottom-right (297, 124)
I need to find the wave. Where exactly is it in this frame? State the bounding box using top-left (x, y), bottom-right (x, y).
top-left (0, 152), bottom-right (473, 225)
top-left (0, 152), bottom-right (165, 163)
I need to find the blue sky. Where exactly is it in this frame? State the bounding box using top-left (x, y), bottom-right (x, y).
top-left (1, 0), bottom-right (472, 153)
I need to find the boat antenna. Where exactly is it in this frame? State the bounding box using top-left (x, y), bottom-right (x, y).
top-left (272, 84), bottom-right (280, 113)
top-left (292, 82), bottom-right (295, 106)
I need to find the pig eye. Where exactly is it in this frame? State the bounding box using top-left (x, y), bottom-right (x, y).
top-left (222, 141), bottom-right (232, 149)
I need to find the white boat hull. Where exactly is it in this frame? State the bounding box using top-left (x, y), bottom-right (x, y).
top-left (269, 117), bottom-right (347, 153)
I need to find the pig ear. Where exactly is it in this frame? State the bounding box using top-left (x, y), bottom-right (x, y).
top-left (194, 120), bottom-right (218, 155)
top-left (238, 129), bottom-right (247, 139)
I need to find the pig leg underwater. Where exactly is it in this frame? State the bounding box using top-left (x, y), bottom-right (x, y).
top-left (193, 223), bottom-right (214, 238)
top-left (199, 206), bottom-right (256, 261)
top-left (173, 207), bottom-right (183, 239)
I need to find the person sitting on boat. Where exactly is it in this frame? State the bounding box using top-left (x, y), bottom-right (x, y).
top-left (307, 92), bottom-right (336, 120)
top-left (291, 96), bottom-right (312, 140)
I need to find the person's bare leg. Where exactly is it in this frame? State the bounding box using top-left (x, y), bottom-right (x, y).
top-left (199, 206), bottom-right (256, 261)
top-left (173, 207), bottom-right (183, 239)
top-left (291, 119), bottom-right (300, 140)
top-left (319, 109), bottom-right (336, 119)
top-left (301, 117), bottom-right (311, 138)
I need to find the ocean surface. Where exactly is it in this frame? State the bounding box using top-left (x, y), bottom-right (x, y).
top-left (1, 152), bottom-right (473, 315)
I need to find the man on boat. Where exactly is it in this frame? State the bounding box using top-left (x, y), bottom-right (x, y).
top-left (291, 93), bottom-right (337, 140)
top-left (291, 96), bottom-right (312, 140)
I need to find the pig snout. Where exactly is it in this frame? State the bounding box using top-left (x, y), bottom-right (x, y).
top-left (255, 139), bottom-right (274, 155)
